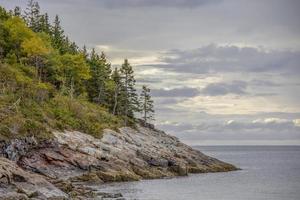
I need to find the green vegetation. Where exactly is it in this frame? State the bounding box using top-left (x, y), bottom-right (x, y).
top-left (140, 85), bottom-right (155, 125)
top-left (0, 1), bottom-right (154, 141)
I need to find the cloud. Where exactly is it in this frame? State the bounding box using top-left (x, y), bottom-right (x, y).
top-left (252, 118), bottom-right (289, 124)
top-left (156, 117), bottom-right (300, 145)
top-left (201, 81), bottom-right (247, 96)
top-left (250, 79), bottom-right (281, 87)
top-left (224, 118), bottom-right (297, 131)
top-left (155, 98), bottom-right (182, 105)
top-left (151, 44), bottom-right (300, 75)
top-left (100, 0), bottom-right (221, 9)
top-left (293, 119), bottom-right (300, 127)
top-left (151, 87), bottom-right (200, 97)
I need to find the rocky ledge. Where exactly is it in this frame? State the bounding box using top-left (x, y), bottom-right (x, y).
top-left (0, 125), bottom-right (237, 199)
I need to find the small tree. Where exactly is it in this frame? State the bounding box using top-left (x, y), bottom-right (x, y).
top-left (120, 59), bottom-right (139, 125)
top-left (13, 6), bottom-right (21, 17)
top-left (51, 15), bottom-right (65, 53)
top-left (86, 50), bottom-right (111, 105)
top-left (24, 0), bottom-right (41, 32)
top-left (39, 13), bottom-right (51, 34)
top-left (110, 67), bottom-right (124, 115)
top-left (139, 85), bottom-right (154, 125)
top-left (57, 53), bottom-right (90, 98)
top-left (21, 35), bottom-right (50, 82)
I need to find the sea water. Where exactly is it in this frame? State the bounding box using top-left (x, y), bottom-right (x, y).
top-left (95, 146), bottom-right (300, 200)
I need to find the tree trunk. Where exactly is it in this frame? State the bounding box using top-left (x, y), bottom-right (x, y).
top-left (35, 56), bottom-right (39, 82)
top-left (124, 74), bottom-right (128, 126)
top-left (70, 77), bottom-right (74, 99)
top-left (97, 85), bottom-right (103, 104)
top-left (113, 86), bottom-right (118, 115)
top-left (144, 95), bottom-right (147, 125)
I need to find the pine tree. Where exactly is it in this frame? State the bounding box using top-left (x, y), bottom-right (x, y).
top-left (110, 67), bottom-right (124, 115)
top-left (39, 13), bottom-right (51, 34)
top-left (82, 45), bottom-right (88, 59)
top-left (51, 15), bottom-right (65, 53)
top-left (119, 59), bottom-right (139, 125)
top-left (69, 41), bottom-right (78, 54)
top-left (0, 7), bottom-right (9, 59)
top-left (13, 6), bottom-right (21, 17)
top-left (87, 50), bottom-right (111, 105)
top-left (24, 0), bottom-right (41, 32)
top-left (139, 85), bottom-right (154, 124)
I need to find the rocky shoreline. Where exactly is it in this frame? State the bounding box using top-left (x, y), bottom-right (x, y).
top-left (0, 125), bottom-right (237, 199)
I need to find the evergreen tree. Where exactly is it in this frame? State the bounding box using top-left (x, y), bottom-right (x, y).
top-left (39, 13), bottom-right (51, 34)
top-left (139, 85), bottom-right (154, 124)
top-left (109, 67), bottom-right (124, 115)
top-left (24, 0), bottom-right (41, 32)
top-left (51, 15), bottom-right (65, 53)
top-left (87, 50), bottom-right (111, 105)
top-left (119, 59), bottom-right (139, 125)
top-left (82, 45), bottom-right (88, 59)
top-left (0, 4), bottom-right (155, 127)
top-left (0, 7), bottom-right (10, 59)
top-left (13, 6), bottom-right (21, 17)
top-left (69, 41), bottom-right (78, 54)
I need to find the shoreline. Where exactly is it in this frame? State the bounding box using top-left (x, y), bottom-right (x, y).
top-left (0, 125), bottom-right (238, 199)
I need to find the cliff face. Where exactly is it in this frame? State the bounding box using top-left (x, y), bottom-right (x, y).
top-left (0, 126), bottom-right (237, 199)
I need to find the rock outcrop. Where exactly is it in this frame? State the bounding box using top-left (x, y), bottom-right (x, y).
top-left (0, 157), bottom-right (67, 200)
top-left (0, 125), bottom-right (237, 199)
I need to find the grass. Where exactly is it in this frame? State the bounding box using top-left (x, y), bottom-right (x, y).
top-left (0, 62), bottom-right (123, 141)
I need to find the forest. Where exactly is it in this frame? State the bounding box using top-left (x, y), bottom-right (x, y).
top-left (0, 1), bottom-right (154, 141)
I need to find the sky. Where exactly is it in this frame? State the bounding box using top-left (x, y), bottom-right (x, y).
top-left (2, 0), bottom-right (300, 145)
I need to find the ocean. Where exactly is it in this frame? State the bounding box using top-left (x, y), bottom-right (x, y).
top-left (95, 146), bottom-right (300, 200)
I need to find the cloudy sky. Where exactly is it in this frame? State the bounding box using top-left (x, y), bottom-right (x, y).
top-left (2, 0), bottom-right (300, 145)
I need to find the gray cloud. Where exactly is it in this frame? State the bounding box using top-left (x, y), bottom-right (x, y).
top-left (253, 93), bottom-right (277, 97)
top-left (156, 117), bottom-right (300, 144)
top-left (151, 87), bottom-right (200, 97)
top-left (250, 79), bottom-right (281, 87)
top-left (201, 81), bottom-right (247, 96)
top-left (223, 119), bottom-right (297, 131)
top-left (152, 44), bottom-right (300, 74)
top-left (101, 0), bottom-right (221, 8)
top-left (155, 98), bottom-right (183, 105)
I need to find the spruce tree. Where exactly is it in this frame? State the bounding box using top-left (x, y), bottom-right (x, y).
top-left (82, 45), bottom-right (88, 59)
top-left (69, 41), bottom-right (78, 54)
top-left (139, 85), bottom-right (154, 125)
top-left (24, 0), bottom-right (41, 32)
top-left (39, 13), bottom-right (51, 34)
top-left (13, 6), bottom-right (21, 17)
top-left (87, 50), bottom-right (111, 105)
top-left (119, 59), bottom-right (139, 125)
top-left (51, 15), bottom-right (65, 53)
top-left (110, 67), bottom-right (124, 115)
